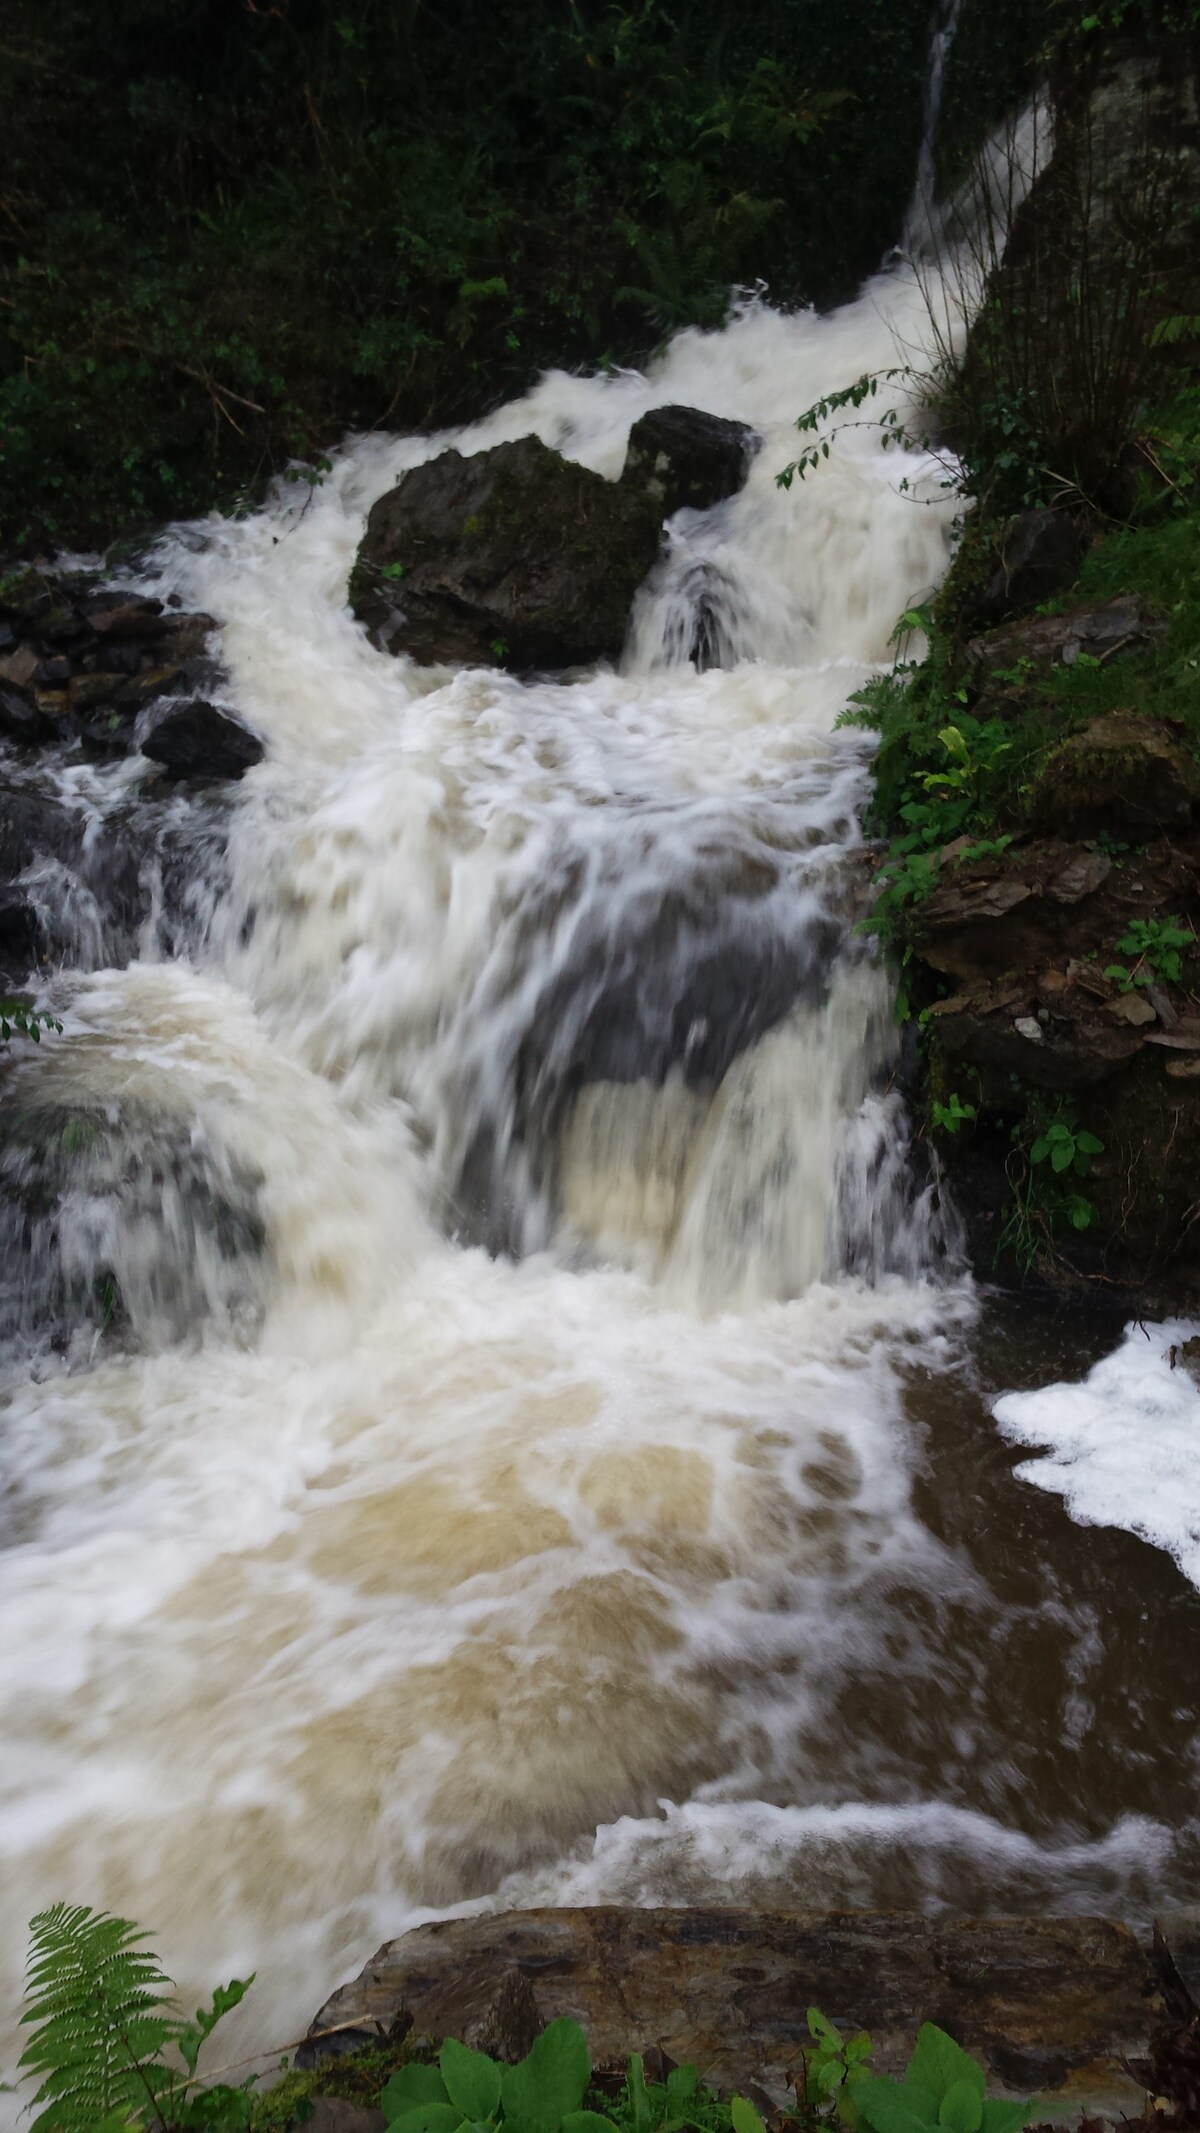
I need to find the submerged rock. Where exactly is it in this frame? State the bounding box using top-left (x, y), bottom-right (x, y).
top-left (349, 407), bottom-right (757, 671)
top-left (142, 699), bottom-right (265, 781)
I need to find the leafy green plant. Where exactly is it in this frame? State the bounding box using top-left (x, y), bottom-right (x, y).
top-left (380, 2020), bottom-right (611, 2133)
top-left (798, 2006), bottom-right (874, 2126)
top-left (1104, 916), bottom-right (1194, 992)
top-left (0, 1002), bottom-right (62, 1045)
top-left (851, 2022), bottom-right (1040, 2133)
top-left (1029, 1119), bottom-right (1103, 1184)
top-left (999, 1102), bottom-right (1106, 1270)
top-left (19, 1906), bottom-right (255, 2133)
top-left (932, 1093), bottom-right (977, 1136)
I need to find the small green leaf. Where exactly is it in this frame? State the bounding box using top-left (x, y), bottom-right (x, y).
top-left (666, 2067), bottom-right (698, 2104)
top-left (906, 2029), bottom-right (985, 2109)
top-left (384, 2108), bottom-right (463, 2133)
top-left (978, 2101), bottom-right (1039, 2133)
top-left (562, 2116), bottom-right (617, 2133)
top-left (1050, 1142), bottom-right (1073, 1173)
top-left (938, 2081), bottom-right (982, 2133)
top-left (854, 2076), bottom-right (939, 2133)
top-left (731, 2099), bottom-right (769, 2133)
top-left (502, 2019), bottom-right (591, 2128)
top-left (381, 2066), bottom-right (452, 2122)
top-left (441, 2040), bottom-right (502, 2123)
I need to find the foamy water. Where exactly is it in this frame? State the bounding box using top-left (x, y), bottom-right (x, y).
top-left (3, 231), bottom-right (1192, 2110)
top-left (995, 1320), bottom-right (1200, 1588)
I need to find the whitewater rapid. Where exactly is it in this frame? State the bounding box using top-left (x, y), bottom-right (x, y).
top-left (1, 254), bottom-right (1196, 2113)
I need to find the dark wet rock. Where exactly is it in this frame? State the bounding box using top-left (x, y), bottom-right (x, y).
top-left (1029, 710), bottom-right (1200, 837)
top-left (0, 1098), bottom-right (267, 1360)
top-left (304, 2104), bottom-right (386, 2133)
top-left (975, 508), bottom-right (1091, 625)
top-left (0, 682), bottom-right (41, 745)
top-left (0, 893), bottom-right (42, 972)
top-left (620, 405), bottom-right (758, 516)
top-left (142, 698), bottom-right (265, 780)
top-left (0, 643), bottom-right (38, 691)
top-left (114, 664), bottom-right (186, 709)
top-left (70, 672), bottom-right (125, 712)
top-left (303, 1908), bottom-right (1149, 2113)
top-left (351, 437), bottom-right (669, 669)
top-left (927, 976), bottom-right (1148, 1089)
top-left (0, 779), bottom-right (83, 877)
top-left (36, 602), bottom-right (90, 648)
top-left (156, 610), bottom-right (216, 660)
top-left (913, 840), bottom-right (1122, 983)
top-left (33, 656), bottom-right (71, 687)
top-left (465, 1970), bottom-right (544, 2063)
top-left (85, 590), bottom-right (167, 638)
top-left (968, 594), bottom-right (1168, 682)
top-left (0, 569), bottom-right (53, 626)
top-left (350, 410), bottom-right (756, 671)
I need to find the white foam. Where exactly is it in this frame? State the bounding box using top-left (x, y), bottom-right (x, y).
top-left (994, 1319), bottom-right (1200, 1588)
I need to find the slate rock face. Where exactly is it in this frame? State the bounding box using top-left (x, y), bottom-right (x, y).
top-left (300, 1906), bottom-right (1150, 2113)
top-left (349, 407), bottom-right (758, 672)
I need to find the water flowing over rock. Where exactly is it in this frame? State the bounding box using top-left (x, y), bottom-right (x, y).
top-left (348, 407), bottom-right (758, 670)
top-left (8, 174), bottom-right (1197, 2106)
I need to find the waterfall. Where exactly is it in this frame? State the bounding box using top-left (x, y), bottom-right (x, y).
top-left (0, 90), bottom-right (1133, 2118)
top-left (902, 0), bottom-right (969, 256)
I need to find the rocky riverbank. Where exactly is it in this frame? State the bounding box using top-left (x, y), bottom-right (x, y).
top-left (273, 1905), bottom-right (1200, 2132)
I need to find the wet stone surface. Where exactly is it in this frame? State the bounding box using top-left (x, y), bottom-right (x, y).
top-left (303, 1908), bottom-right (1152, 2113)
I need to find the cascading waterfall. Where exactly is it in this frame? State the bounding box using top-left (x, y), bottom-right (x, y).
top-left (0, 85), bottom-right (1194, 2120)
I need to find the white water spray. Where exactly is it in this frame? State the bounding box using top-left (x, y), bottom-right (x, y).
top-left (0, 110), bottom-right (1157, 2116)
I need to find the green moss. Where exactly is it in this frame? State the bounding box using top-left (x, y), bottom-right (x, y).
top-left (249, 2027), bottom-right (430, 2133)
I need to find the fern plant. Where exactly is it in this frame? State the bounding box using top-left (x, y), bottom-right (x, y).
top-left (19, 1905), bottom-right (254, 2133)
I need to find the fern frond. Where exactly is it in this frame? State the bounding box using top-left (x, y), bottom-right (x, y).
top-left (20, 1905), bottom-right (179, 2133)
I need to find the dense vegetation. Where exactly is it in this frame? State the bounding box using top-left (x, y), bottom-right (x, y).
top-left (13, 1904), bottom-right (1050, 2133)
top-left (0, 0), bottom-right (1039, 551)
top-left (825, 0), bottom-right (1200, 1284)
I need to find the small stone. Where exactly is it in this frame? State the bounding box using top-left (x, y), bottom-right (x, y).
top-left (1014, 1015), bottom-right (1044, 1041)
top-left (86, 591), bottom-right (166, 638)
top-left (115, 665), bottom-right (185, 707)
top-left (1166, 1057), bottom-right (1200, 1078)
top-left (69, 673), bottom-right (124, 711)
top-left (0, 644), bottom-right (40, 691)
top-left (36, 603), bottom-right (88, 646)
top-left (1106, 992), bottom-right (1158, 1026)
top-left (33, 656), bottom-right (72, 687)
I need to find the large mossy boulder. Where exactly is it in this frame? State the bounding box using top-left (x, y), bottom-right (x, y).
top-left (1029, 710), bottom-right (1200, 838)
top-left (348, 406), bottom-right (757, 671)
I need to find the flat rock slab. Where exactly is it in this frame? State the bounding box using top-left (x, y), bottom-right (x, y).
top-left (304, 1908), bottom-right (1150, 2111)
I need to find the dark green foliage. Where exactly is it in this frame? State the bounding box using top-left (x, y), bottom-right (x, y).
top-left (0, 1002), bottom-right (62, 1044)
top-left (999, 1098), bottom-right (1106, 1267)
top-left (19, 1905), bottom-right (255, 2133)
top-left (0, 0), bottom-right (976, 549)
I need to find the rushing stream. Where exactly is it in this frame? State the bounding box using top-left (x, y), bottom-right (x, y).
top-left (2, 184), bottom-right (1200, 2108)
